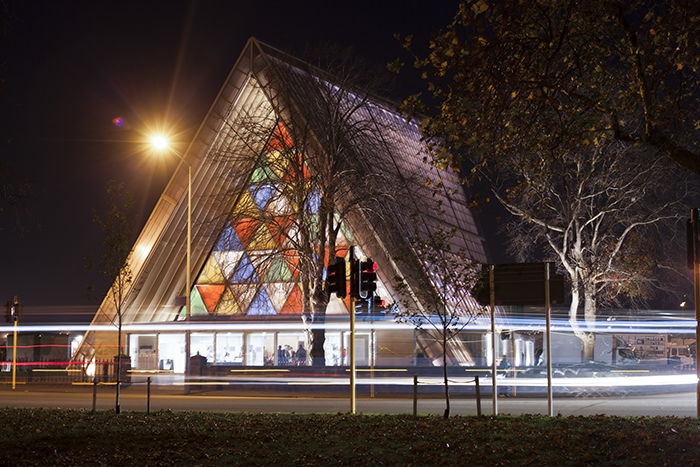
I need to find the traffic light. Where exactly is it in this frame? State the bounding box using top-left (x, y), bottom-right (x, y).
top-left (5, 296), bottom-right (19, 323)
top-left (359, 259), bottom-right (377, 299)
top-left (326, 257), bottom-right (347, 298)
top-left (350, 258), bottom-right (360, 298)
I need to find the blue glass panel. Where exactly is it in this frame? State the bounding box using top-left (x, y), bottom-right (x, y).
top-left (305, 191), bottom-right (320, 214)
top-left (230, 253), bottom-right (258, 283)
top-left (247, 287), bottom-right (276, 315)
top-left (214, 222), bottom-right (243, 251)
top-left (250, 185), bottom-right (276, 210)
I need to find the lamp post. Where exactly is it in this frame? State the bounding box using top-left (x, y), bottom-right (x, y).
top-left (149, 135), bottom-right (192, 376)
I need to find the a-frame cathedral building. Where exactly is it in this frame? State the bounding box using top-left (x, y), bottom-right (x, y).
top-left (74, 38), bottom-right (488, 373)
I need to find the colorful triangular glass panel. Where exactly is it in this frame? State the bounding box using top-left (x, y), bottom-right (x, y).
top-left (232, 190), bottom-right (258, 217)
top-left (215, 287), bottom-right (241, 315)
top-left (214, 250), bottom-right (244, 281)
top-left (247, 287), bottom-right (276, 315)
top-left (264, 282), bottom-right (294, 313)
top-left (250, 185), bottom-right (276, 210)
top-left (230, 253), bottom-right (258, 283)
top-left (264, 256), bottom-right (293, 282)
top-left (280, 284), bottom-right (302, 314)
top-left (229, 284), bottom-right (259, 312)
top-left (247, 223), bottom-right (276, 250)
top-left (234, 218), bottom-right (260, 248)
top-left (266, 150), bottom-right (288, 180)
top-left (306, 191), bottom-right (321, 214)
top-left (250, 159), bottom-right (276, 184)
top-left (214, 222), bottom-right (243, 251)
top-left (196, 285), bottom-right (226, 314)
top-left (189, 287), bottom-right (208, 316)
top-left (266, 121), bottom-right (294, 152)
top-left (196, 256), bottom-right (226, 284)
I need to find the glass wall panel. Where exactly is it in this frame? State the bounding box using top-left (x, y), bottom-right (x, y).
top-left (158, 333), bottom-right (186, 373)
top-left (343, 332), bottom-right (370, 366)
top-left (191, 333), bottom-right (215, 362)
top-left (246, 332), bottom-right (275, 366)
top-left (277, 332), bottom-right (308, 366)
top-left (216, 333), bottom-right (244, 364)
top-left (128, 334), bottom-right (157, 370)
top-left (324, 332), bottom-right (342, 366)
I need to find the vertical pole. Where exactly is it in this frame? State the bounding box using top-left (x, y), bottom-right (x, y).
top-left (147, 377), bottom-right (152, 415)
top-left (510, 331), bottom-right (517, 397)
top-left (11, 318), bottom-right (17, 390)
top-left (370, 318), bottom-right (375, 398)
top-left (350, 295), bottom-right (356, 414)
top-left (185, 164), bottom-right (192, 379)
top-left (92, 378), bottom-right (97, 412)
top-left (545, 262), bottom-right (554, 416)
top-left (475, 375), bottom-right (482, 416)
top-left (489, 265), bottom-right (498, 415)
top-left (412, 375), bottom-right (418, 417)
top-left (691, 208), bottom-right (699, 418)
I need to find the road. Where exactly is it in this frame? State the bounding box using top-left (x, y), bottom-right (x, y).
top-left (0, 386), bottom-right (695, 416)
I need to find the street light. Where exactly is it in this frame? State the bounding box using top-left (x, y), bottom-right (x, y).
top-left (149, 134), bottom-right (192, 375)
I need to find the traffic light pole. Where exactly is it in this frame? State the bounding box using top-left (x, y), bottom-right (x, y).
top-left (489, 265), bottom-right (497, 415)
top-left (11, 317), bottom-right (18, 391)
top-left (350, 295), bottom-right (356, 414)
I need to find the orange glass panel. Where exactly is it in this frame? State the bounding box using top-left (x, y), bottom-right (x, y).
top-left (280, 284), bottom-right (303, 314)
top-left (196, 285), bottom-right (226, 314)
top-left (234, 218), bottom-right (260, 247)
top-left (266, 121), bottom-right (294, 152)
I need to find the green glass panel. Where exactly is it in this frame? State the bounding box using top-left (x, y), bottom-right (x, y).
top-left (189, 287), bottom-right (208, 316)
top-left (264, 257), bottom-right (293, 282)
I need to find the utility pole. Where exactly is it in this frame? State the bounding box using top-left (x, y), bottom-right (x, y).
top-left (7, 296), bottom-right (20, 391)
top-left (349, 247), bottom-right (357, 414)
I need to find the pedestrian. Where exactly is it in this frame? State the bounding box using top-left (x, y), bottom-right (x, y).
top-left (296, 343), bottom-right (307, 366)
top-left (277, 345), bottom-right (287, 366)
top-left (498, 354), bottom-right (512, 397)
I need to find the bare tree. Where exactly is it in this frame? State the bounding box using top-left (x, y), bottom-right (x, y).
top-left (209, 47), bottom-right (395, 364)
top-left (394, 228), bottom-right (484, 418)
top-left (493, 141), bottom-right (689, 359)
top-left (92, 181), bottom-right (133, 414)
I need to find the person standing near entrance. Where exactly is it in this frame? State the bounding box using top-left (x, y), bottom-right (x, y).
top-left (277, 345), bottom-right (288, 366)
top-left (296, 343), bottom-right (307, 366)
top-left (498, 354), bottom-right (512, 397)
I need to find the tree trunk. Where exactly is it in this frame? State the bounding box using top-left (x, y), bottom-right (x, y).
top-left (442, 333), bottom-right (450, 419)
top-left (568, 279), bottom-right (595, 362)
top-left (581, 286), bottom-right (597, 361)
top-left (310, 291), bottom-right (329, 366)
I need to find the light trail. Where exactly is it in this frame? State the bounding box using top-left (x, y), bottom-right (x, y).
top-left (132, 373), bottom-right (698, 388)
top-left (0, 318), bottom-right (695, 334)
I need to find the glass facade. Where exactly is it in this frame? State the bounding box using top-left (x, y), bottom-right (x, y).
top-left (216, 333), bottom-right (244, 364)
top-left (190, 333), bottom-right (215, 361)
top-left (126, 330), bottom-right (376, 370)
top-left (158, 333), bottom-right (186, 373)
top-left (179, 122), bottom-right (390, 319)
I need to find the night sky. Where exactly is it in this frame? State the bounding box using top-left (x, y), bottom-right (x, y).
top-left (2, 0), bottom-right (502, 308)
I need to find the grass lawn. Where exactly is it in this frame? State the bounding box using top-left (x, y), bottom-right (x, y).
top-left (0, 408), bottom-right (697, 465)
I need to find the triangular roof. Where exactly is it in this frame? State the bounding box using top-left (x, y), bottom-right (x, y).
top-left (77, 38), bottom-right (487, 359)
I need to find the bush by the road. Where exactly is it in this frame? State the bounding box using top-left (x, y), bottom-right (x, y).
top-left (0, 408), bottom-right (697, 465)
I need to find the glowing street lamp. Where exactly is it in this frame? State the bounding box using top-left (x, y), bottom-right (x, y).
top-left (148, 134), bottom-right (193, 374)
